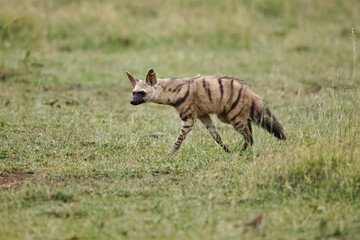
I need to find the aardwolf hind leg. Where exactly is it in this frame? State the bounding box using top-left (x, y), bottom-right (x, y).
top-left (198, 115), bottom-right (230, 153)
top-left (169, 118), bottom-right (195, 155)
top-left (231, 119), bottom-right (253, 151)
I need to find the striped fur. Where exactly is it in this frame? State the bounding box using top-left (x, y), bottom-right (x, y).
top-left (127, 69), bottom-right (286, 155)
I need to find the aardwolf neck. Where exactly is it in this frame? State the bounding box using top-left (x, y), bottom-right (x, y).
top-left (151, 77), bottom-right (195, 105)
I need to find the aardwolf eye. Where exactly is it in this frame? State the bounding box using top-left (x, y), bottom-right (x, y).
top-left (140, 91), bottom-right (146, 96)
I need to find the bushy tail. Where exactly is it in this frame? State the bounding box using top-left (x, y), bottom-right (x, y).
top-left (251, 105), bottom-right (286, 140)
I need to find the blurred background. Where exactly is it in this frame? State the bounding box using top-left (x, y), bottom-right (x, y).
top-left (1, 1), bottom-right (360, 239)
top-left (1, 0), bottom-right (359, 87)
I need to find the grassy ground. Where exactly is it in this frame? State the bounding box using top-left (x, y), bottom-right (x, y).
top-left (1, 0), bottom-right (360, 239)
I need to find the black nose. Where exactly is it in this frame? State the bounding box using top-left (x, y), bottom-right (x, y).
top-left (130, 97), bottom-right (144, 105)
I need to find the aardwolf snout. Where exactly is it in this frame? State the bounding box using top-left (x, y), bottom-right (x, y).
top-left (130, 95), bottom-right (144, 105)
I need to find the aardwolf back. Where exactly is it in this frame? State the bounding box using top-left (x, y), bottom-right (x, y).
top-left (127, 69), bottom-right (286, 155)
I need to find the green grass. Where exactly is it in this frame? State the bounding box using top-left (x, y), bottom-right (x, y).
top-left (1, 0), bottom-right (360, 239)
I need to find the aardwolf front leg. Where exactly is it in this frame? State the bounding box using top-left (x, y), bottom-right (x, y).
top-left (198, 115), bottom-right (230, 153)
top-left (169, 118), bottom-right (195, 155)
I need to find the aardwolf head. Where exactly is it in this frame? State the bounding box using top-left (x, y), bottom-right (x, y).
top-left (126, 69), bottom-right (157, 105)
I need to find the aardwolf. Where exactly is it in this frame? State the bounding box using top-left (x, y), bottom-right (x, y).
top-left (127, 69), bottom-right (286, 155)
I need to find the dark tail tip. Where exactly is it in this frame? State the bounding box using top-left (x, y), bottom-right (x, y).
top-left (269, 120), bottom-right (287, 140)
top-left (259, 108), bottom-right (287, 140)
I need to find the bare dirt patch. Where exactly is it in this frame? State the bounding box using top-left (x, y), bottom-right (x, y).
top-left (0, 170), bottom-right (34, 190)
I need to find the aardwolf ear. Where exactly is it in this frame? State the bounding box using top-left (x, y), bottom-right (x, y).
top-left (126, 72), bottom-right (137, 87)
top-left (145, 69), bottom-right (157, 86)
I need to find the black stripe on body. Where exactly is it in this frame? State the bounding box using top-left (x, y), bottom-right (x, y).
top-left (230, 107), bottom-right (244, 122)
top-left (202, 79), bottom-right (212, 102)
top-left (218, 78), bottom-right (224, 101)
top-left (229, 87), bottom-right (243, 112)
top-left (249, 100), bottom-right (255, 119)
top-left (174, 86), bottom-right (190, 106)
top-left (230, 95), bottom-right (250, 121)
top-left (227, 79), bottom-right (234, 104)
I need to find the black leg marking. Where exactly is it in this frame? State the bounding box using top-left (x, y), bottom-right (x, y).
top-left (181, 113), bottom-right (193, 121)
top-left (169, 118), bottom-right (195, 155)
top-left (230, 118), bottom-right (253, 152)
top-left (198, 115), bottom-right (229, 153)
